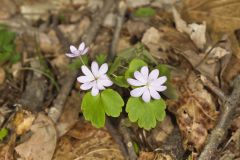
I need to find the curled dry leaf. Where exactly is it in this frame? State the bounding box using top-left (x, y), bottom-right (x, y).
top-left (12, 109), bottom-right (35, 135)
top-left (167, 72), bottom-right (218, 151)
top-left (141, 27), bottom-right (169, 61)
top-left (206, 46), bottom-right (231, 64)
top-left (182, 0), bottom-right (240, 58)
top-left (15, 113), bottom-right (57, 160)
top-left (172, 7), bottom-right (206, 50)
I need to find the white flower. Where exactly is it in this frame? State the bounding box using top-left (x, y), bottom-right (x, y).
top-left (66, 42), bottom-right (89, 57)
top-left (127, 66), bottom-right (167, 103)
top-left (77, 61), bottom-right (113, 96)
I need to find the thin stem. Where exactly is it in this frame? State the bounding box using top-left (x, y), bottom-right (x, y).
top-left (79, 56), bottom-right (85, 66)
top-left (119, 65), bottom-right (128, 70)
top-left (111, 73), bottom-right (118, 78)
top-left (19, 67), bottom-right (60, 91)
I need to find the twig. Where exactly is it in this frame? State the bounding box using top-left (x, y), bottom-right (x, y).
top-left (108, 1), bottom-right (127, 61)
top-left (48, 0), bottom-right (115, 123)
top-left (119, 119), bottom-right (138, 160)
top-left (105, 118), bottom-right (129, 159)
top-left (198, 75), bottom-right (240, 160)
top-left (200, 75), bottom-right (226, 102)
top-left (80, 0), bottom-right (115, 46)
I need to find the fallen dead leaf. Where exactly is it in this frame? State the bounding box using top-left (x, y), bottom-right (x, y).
top-left (182, 0), bottom-right (240, 58)
top-left (53, 120), bottom-right (124, 160)
top-left (15, 113), bottom-right (57, 160)
top-left (172, 7), bottom-right (206, 50)
top-left (142, 27), bottom-right (169, 61)
top-left (12, 109), bottom-right (35, 135)
top-left (56, 91), bottom-right (81, 137)
top-left (168, 71), bottom-right (218, 151)
top-left (151, 116), bottom-right (174, 143)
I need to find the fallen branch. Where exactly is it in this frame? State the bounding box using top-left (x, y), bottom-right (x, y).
top-left (48, 0), bottom-right (115, 123)
top-left (108, 1), bottom-right (127, 61)
top-left (200, 75), bottom-right (226, 102)
top-left (119, 119), bottom-right (138, 160)
top-left (199, 75), bottom-right (240, 160)
top-left (105, 118), bottom-right (129, 159)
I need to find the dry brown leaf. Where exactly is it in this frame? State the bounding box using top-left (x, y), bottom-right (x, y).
top-left (15, 113), bottom-right (57, 160)
top-left (172, 7), bottom-right (206, 50)
top-left (206, 46), bottom-right (231, 64)
top-left (53, 120), bottom-right (124, 160)
top-left (56, 91), bottom-right (81, 137)
top-left (168, 72), bottom-right (218, 151)
top-left (151, 116), bottom-right (174, 143)
top-left (12, 109), bottom-right (35, 135)
top-left (182, 0), bottom-right (240, 58)
top-left (142, 27), bottom-right (169, 61)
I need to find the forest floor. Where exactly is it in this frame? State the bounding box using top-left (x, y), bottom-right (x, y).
top-left (0, 0), bottom-right (240, 160)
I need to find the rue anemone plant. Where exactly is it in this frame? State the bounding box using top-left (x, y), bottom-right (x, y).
top-left (66, 42), bottom-right (178, 130)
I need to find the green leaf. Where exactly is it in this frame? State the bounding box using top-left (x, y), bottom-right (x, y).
top-left (133, 7), bottom-right (156, 17)
top-left (157, 64), bottom-right (171, 80)
top-left (117, 47), bottom-right (136, 60)
top-left (126, 97), bottom-right (166, 130)
top-left (96, 53), bottom-right (107, 65)
top-left (81, 89), bottom-right (124, 128)
top-left (0, 52), bottom-right (11, 63)
top-left (68, 56), bottom-right (88, 70)
top-left (133, 142), bottom-right (139, 154)
top-left (125, 58), bottom-right (147, 78)
top-left (157, 64), bottom-right (178, 100)
top-left (9, 53), bottom-right (21, 64)
top-left (112, 76), bottom-right (129, 88)
top-left (0, 128), bottom-right (8, 141)
top-left (141, 49), bottom-right (158, 64)
top-left (109, 57), bottom-right (122, 74)
top-left (162, 83), bottom-right (178, 100)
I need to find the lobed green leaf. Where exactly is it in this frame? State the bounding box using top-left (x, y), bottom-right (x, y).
top-left (81, 89), bottom-right (124, 128)
top-left (126, 97), bottom-right (166, 130)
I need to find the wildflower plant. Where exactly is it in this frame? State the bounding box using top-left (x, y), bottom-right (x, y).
top-left (66, 43), bottom-right (178, 130)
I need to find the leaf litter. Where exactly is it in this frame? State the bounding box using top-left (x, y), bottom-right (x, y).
top-left (0, 0), bottom-right (240, 159)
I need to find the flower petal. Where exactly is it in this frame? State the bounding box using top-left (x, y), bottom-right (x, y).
top-left (130, 86), bottom-right (147, 97)
top-left (97, 80), bottom-right (105, 90)
top-left (99, 63), bottom-right (108, 75)
top-left (78, 42), bottom-right (85, 51)
top-left (100, 78), bottom-right (113, 87)
top-left (134, 71), bottom-right (147, 84)
top-left (141, 66), bottom-right (149, 80)
top-left (154, 85), bottom-right (167, 92)
top-left (70, 45), bottom-right (77, 53)
top-left (91, 61), bottom-right (99, 77)
top-left (80, 82), bottom-right (93, 90)
top-left (149, 87), bottom-right (161, 99)
top-left (81, 47), bottom-right (88, 55)
top-left (148, 69), bottom-right (159, 81)
top-left (91, 85), bottom-right (99, 96)
top-left (81, 65), bottom-right (94, 79)
top-left (77, 76), bottom-right (94, 83)
top-left (152, 76), bottom-right (167, 86)
top-left (65, 53), bottom-right (78, 58)
top-left (142, 89), bottom-right (151, 102)
top-left (127, 78), bottom-right (145, 86)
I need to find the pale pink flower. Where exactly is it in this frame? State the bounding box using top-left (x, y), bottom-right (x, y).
top-left (77, 61), bottom-right (113, 96)
top-left (66, 42), bottom-right (88, 57)
top-left (127, 66), bottom-right (167, 103)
